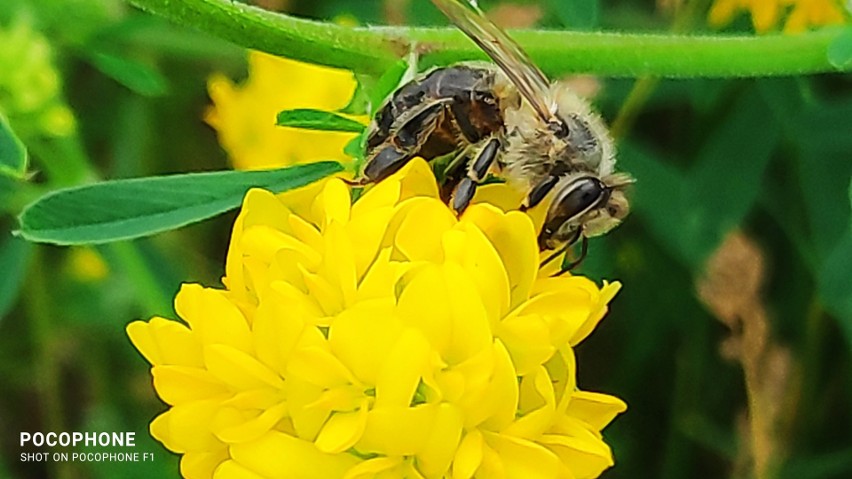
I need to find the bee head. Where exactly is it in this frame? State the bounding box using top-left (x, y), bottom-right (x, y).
top-left (538, 174), bottom-right (632, 250)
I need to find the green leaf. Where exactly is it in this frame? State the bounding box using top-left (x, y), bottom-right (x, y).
top-left (818, 180), bottom-right (852, 349)
top-left (276, 109), bottom-right (366, 133)
top-left (621, 87), bottom-right (779, 268)
top-left (338, 77), bottom-right (370, 115)
top-left (827, 27), bottom-right (852, 70)
top-left (681, 91), bottom-right (779, 265)
top-left (0, 235), bottom-right (31, 320)
top-left (368, 59), bottom-right (409, 114)
top-left (86, 51), bottom-right (170, 97)
top-left (546, 0), bottom-right (599, 30)
top-left (16, 161), bottom-right (343, 245)
top-left (0, 113), bottom-right (27, 179)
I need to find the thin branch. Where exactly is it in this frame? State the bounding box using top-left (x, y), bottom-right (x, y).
top-left (129, 0), bottom-right (850, 77)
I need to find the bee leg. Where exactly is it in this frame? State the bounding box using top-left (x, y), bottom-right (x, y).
top-left (520, 175), bottom-right (560, 211)
top-left (539, 228), bottom-right (579, 265)
top-left (362, 145), bottom-right (415, 183)
top-left (360, 100), bottom-right (449, 183)
top-left (554, 235), bottom-right (589, 277)
top-left (452, 137), bottom-right (500, 213)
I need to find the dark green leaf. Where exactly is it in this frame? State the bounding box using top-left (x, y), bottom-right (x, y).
top-left (0, 235), bottom-right (31, 320)
top-left (682, 92), bottom-right (779, 264)
top-left (0, 113), bottom-right (27, 179)
top-left (546, 0), bottom-right (599, 30)
top-left (827, 27), bottom-right (852, 70)
top-left (16, 162), bottom-right (343, 245)
top-left (86, 51), bottom-right (169, 97)
top-left (818, 180), bottom-right (852, 348)
top-left (276, 109), bottom-right (366, 133)
top-left (368, 60), bottom-right (409, 114)
top-left (621, 89), bottom-right (779, 268)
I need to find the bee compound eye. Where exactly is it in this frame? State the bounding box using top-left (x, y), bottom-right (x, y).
top-left (547, 119), bottom-right (569, 138)
top-left (558, 177), bottom-right (607, 219)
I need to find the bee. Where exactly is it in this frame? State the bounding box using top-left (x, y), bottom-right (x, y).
top-left (357, 0), bottom-right (633, 274)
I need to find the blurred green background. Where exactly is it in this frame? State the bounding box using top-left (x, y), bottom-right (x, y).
top-left (0, 0), bottom-right (850, 478)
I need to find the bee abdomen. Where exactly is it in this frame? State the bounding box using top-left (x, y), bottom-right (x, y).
top-left (366, 65), bottom-right (504, 166)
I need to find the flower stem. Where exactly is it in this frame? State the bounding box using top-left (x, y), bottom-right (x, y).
top-left (129, 0), bottom-right (850, 77)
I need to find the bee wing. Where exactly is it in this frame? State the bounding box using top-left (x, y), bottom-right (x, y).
top-left (431, 0), bottom-right (554, 122)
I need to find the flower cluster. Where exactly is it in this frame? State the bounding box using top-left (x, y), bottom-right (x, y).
top-left (205, 51), bottom-right (364, 170)
top-left (0, 17), bottom-right (75, 137)
top-left (708, 0), bottom-right (849, 33)
top-left (128, 160), bottom-right (626, 478)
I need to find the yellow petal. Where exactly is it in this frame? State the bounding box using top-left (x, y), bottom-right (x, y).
top-left (356, 404), bottom-right (442, 456)
top-left (320, 221), bottom-right (358, 306)
top-left (343, 457), bottom-right (404, 479)
top-left (176, 284), bottom-right (253, 353)
top-left (229, 430), bottom-right (360, 479)
top-left (127, 317), bottom-right (204, 367)
top-left (415, 403), bottom-right (464, 478)
top-left (505, 367), bottom-right (556, 439)
top-left (396, 263), bottom-right (492, 365)
top-left (213, 401), bottom-right (288, 444)
top-left (351, 175), bottom-right (401, 217)
top-left (374, 329), bottom-right (431, 409)
top-left (285, 377), bottom-right (331, 442)
top-left (204, 344), bottom-right (285, 391)
top-left (443, 222), bottom-right (511, 321)
top-left (484, 432), bottom-right (563, 479)
top-left (180, 449), bottom-right (229, 479)
top-left (314, 179), bottom-right (351, 228)
top-left (539, 422), bottom-right (614, 479)
top-left (151, 400), bottom-right (224, 453)
top-left (212, 459), bottom-right (266, 479)
top-left (463, 206), bottom-right (539, 308)
top-left (453, 429), bottom-right (484, 479)
top-left (315, 400), bottom-right (369, 453)
top-left (566, 391), bottom-right (627, 430)
top-left (393, 198), bottom-right (457, 262)
top-left (396, 158), bottom-right (441, 200)
top-left (477, 341), bottom-right (518, 431)
top-left (152, 365), bottom-right (228, 406)
top-left (497, 314), bottom-right (555, 376)
top-left (288, 346), bottom-right (358, 389)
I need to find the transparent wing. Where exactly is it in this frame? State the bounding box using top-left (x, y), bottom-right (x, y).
top-left (431, 0), bottom-right (553, 122)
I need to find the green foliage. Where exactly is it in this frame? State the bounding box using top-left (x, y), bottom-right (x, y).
top-left (546, 0), bottom-right (599, 29)
top-left (85, 50), bottom-right (170, 97)
top-left (276, 109), bottom-right (366, 132)
top-left (0, 235), bottom-right (30, 320)
top-left (827, 27), bottom-right (852, 69)
top-left (0, 112), bottom-right (27, 178)
top-left (17, 162), bottom-right (343, 244)
top-left (1, 0), bottom-right (851, 478)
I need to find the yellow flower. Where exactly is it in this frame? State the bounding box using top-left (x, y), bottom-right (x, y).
top-left (783, 0), bottom-right (848, 32)
top-left (128, 160), bottom-right (625, 478)
top-left (206, 51), bottom-right (364, 170)
top-left (708, 0), bottom-right (848, 32)
top-left (67, 247), bottom-right (109, 282)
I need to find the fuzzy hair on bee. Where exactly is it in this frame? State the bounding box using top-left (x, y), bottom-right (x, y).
top-left (355, 0), bottom-right (634, 274)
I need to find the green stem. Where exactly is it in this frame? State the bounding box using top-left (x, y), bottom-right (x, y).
top-left (25, 250), bottom-right (73, 479)
top-left (129, 0), bottom-right (850, 77)
top-left (105, 241), bottom-right (173, 317)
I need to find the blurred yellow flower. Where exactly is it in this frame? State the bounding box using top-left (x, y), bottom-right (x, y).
top-left (708, 0), bottom-right (848, 32)
top-left (206, 51), bottom-right (364, 170)
top-left (67, 247), bottom-right (109, 282)
top-left (128, 160), bottom-right (625, 478)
